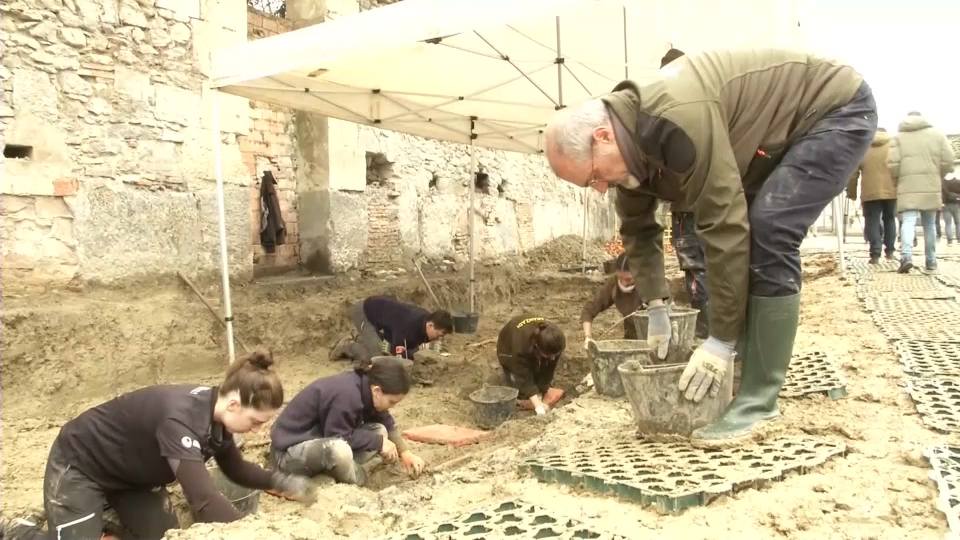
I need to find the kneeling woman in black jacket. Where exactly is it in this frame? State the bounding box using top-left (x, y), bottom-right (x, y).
top-left (270, 357), bottom-right (425, 486)
top-left (497, 315), bottom-right (566, 415)
top-left (43, 350), bottom-right (315, 540)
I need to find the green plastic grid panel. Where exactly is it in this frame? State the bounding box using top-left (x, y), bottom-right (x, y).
top-left (924, 446), bottom-right (960, 540)
top-left (862, 296), bottom-right (960, 314)
top-left (897, 341), bottom-right (960, 379)
top-left (781, 351), bottom-right (847, 399)
top-left (906, 379), bottom-right (960, 433)
top-left (520, 436), bottom-right (846, 514)
top-left (870, 311), bottom-right (960, 342)
top-left (375, 500), bottom-right (631, 540)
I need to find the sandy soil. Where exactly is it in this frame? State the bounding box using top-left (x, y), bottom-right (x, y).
top-left (1, 239), bottom-right (951, 540)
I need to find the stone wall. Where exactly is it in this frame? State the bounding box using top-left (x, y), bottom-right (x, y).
top-left (342, 127), bottom-right (615, 271)
top-left (242, 7), bottom-right (298, 268)
top-left (0, 0), bottom-right (616, 289)
top-left (1, 0), bottom-right (253, 290)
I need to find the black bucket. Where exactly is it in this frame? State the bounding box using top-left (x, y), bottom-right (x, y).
top-left (206, 463), bottom-right (260, 517)
top-left (469, 386), bottom-right (518, 429)
top-left (452, 311), bottom-right (480, 334)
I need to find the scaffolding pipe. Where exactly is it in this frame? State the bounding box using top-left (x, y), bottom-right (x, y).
top-left (833, 196), bottom-right (846, 273)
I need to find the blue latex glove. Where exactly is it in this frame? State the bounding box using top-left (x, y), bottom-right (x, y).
top-left (678, 336), bottom-right (736, 402)
top-left (646, 304), bottom-right (671, 360)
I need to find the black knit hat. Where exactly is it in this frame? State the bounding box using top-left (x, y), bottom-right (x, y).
top-left (660, 48), bottom-right (685, 68)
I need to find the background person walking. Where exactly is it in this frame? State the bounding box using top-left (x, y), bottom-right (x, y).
top-left (847, 128), bottom-right (898, 263)
top-left (889, 111), bottom-right (956, 274)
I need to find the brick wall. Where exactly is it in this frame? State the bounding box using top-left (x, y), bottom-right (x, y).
top-left (515, 203), bottom-right (535, 255)
top-left (366, 188), bottom-right (404, 266)
top-left (242, 8), bottom-right (299, 267)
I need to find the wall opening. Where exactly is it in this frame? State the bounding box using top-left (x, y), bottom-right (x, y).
top-left (429, 172), bottom-right (439, 190)
top-left (474, 166), bottom-right (490, 194)
top-left (248, 0), bottom-right (285, 16)
top-left (4, 144), bottom-right (34, 160)
top-left (366, 152), bottom-right (394, 186)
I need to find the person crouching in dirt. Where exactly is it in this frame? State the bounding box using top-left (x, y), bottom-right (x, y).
top-left (269, 357), bottom-right (425, 487)
top-left (348, 295), bottom-right (453, 360)
top-left (498, 315), bottom-right (567, 415)
top-left (660, 47), bottom-right (710, 340)
top-left (41, 349), bottom-right (316, 540)
top-left (545, 49), bottom-right (877, 447)
top-left (581, 252), bottom-right (645, 345)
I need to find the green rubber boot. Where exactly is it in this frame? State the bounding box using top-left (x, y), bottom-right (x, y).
top-left (690, 293), bottom-right (800, 448)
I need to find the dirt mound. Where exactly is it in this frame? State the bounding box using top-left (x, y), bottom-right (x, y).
top-left (524, 235), bottom-right (609, 269)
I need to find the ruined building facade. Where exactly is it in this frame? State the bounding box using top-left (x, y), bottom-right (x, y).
top-left (1, 0), bottom-right (616, 290)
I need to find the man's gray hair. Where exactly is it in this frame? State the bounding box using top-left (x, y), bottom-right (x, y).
top-left (548, 99), bottom-right (611, 161)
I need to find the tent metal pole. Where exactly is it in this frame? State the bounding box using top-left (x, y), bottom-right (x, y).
top-left (212, 88), bottom-right (236, 365)
top-left (468, 118), bottom-right (477, 313)
top-left (555, 16), bottom-right (563, 107)
top-left (622, 6), bottom-right (629, 79)
top-left (581, 190), bottom-right (588, 273)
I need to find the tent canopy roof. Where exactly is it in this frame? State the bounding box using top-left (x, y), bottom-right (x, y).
top-left (211, 0), bottom-right (799, 153)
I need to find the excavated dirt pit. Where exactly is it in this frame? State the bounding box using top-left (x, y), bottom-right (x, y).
top-left (0, 251), bottom-right (952, 539)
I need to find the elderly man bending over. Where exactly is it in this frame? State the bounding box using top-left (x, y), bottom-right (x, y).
top-left (545, 49), bottom-right (877, 447)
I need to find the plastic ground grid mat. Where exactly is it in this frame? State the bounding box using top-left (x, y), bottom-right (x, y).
top-left (857, 285), bottom-right (955, 301)
top-left (897, 341), bottom-right (960, 379)
top-left (905, 379), bottom-right (960, 433)
top-left (924, 445), bottom-right (960, 540)
top-left (781, 351), bottom-right (847, 399)
top-left (375, 500), bottom-right (631, 540)
top-left (938, 274), bottom-right (960, 290)
top-left (520, 436), bottom-right (846, 514)
top-left (845, 258), bottom-right (899, 274)
top-left (870, 310), bottom-right (960, 342)
top-left (857, 273), bottom-right (950, 290)
top-left (862, 296), bottom-right (960, 313)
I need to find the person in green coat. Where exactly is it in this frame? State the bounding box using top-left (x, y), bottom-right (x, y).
top-left (543, 49), bottom-right (877, 447)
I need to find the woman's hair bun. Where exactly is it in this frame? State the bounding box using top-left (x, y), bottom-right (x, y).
top-left (247, 348), bottom-right (275, 370)
top-left (353, 357), bottom-right (374, 373)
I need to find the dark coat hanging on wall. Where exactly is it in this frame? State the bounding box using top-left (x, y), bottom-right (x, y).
top-left (259, 170), bottom-right (286, 254)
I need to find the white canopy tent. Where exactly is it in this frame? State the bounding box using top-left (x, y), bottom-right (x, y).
top-left (208, 0), bottom-right (803, 362)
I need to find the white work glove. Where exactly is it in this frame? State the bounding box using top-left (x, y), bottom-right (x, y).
top-left (646, 304), bottom-right (672, 360)
top-left (534, 404), bottom-right (547, 415)
top-left (678, 337), bottom-right (736, 402)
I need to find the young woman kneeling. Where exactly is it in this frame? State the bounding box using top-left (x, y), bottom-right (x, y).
top-left (269, 357), bottom-right (425, 486)
top-left (43, 350), bottom-right (315, 540)
top-left (497, 315), bottom-right (567, 415)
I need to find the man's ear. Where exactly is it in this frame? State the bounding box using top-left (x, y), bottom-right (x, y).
top-left (594, 125), bottom-right (615, 143)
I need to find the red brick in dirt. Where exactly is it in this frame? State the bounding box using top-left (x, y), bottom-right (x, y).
top-left (402, 424), bottom-right (495, 447)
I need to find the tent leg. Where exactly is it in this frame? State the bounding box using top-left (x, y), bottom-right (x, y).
top-left (581, 190), bottom-right (588, 273)
top-left (212, 89), bottom-right (237, 364)
top-left (468, 141), bottom-right (476, 313)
